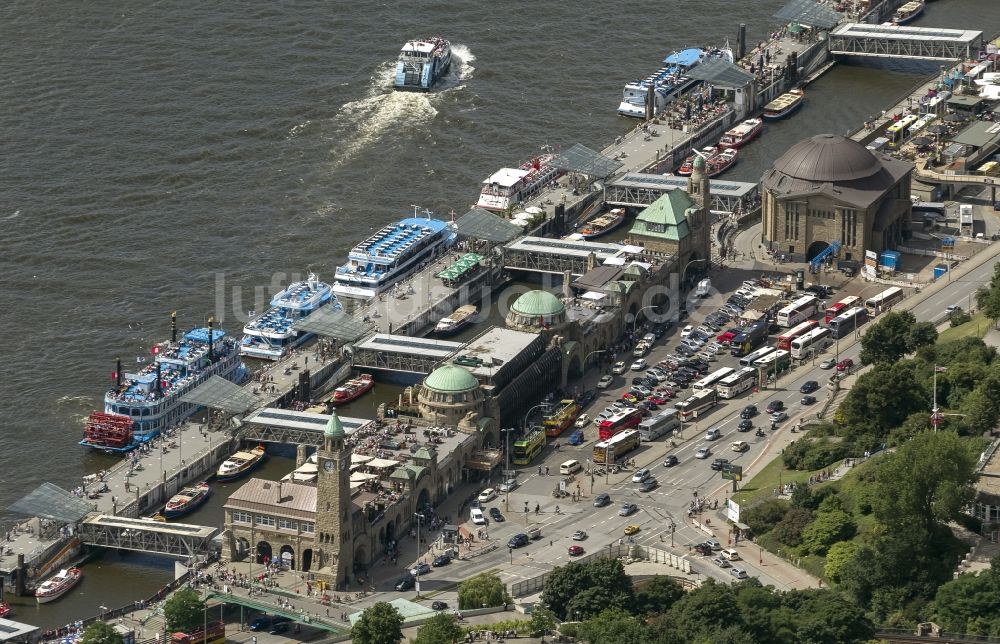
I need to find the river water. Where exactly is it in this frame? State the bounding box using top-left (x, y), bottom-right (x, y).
top-left (1, 0), bottom-right (998, 629)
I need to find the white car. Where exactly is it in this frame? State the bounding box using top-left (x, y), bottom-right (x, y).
top-left (681, 325), bottom-right (694, 338)
top-left (597, 374), bottom-right (614, 389)
top-left (630, 358), bottom-right (648, 371)
top-left (612, 361), bottom-right (628, 375)
top-left (633, 343), bottom-right (650, 357)
top-left (470, 508), bottom-right (486, 525)
top-left (575, 414), bottom-right (590, 428)
top-left (478, 488), bottom-right (497, 503)
top-left (499, 479), bottom-right (518, 493)
top-left (705, 428), bottom-right (721, 441)
top-left (631, 468), bottom-right (651, 483)
top-left (695, 447), bottom-right (712, 459)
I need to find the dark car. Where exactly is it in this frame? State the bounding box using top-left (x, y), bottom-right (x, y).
top-left (711, 458), bottom-right (730, 471)
top-left (689, 360), bottom-right (710, 372)
top-left (738, 419), bottom-right (754, 432)
top-left (594, 493), bottom-right (611, 507)
top-left (694, 543), bottom-right (713, 556)
top-left (251, 618), bottom-right (287, 632)
top-left (395, 576), bottom-right (415, 591)
top-left (432, 601), bottom-right (448, 610)
top-left (489, 507), bottom-right (505, 522)
top-left (567, 429), bottom-right (584, 446)
top-left (801, 394), bottom-right (817, 405)
top-left (663, 454), bottom-right (678, 467)
top-left (432, 553), bottom-right (452, 567)
top-left (410, 562), bottom-right (431, 576)
top-left (632, 377), bottom-right (647, 386)
top-left (740, 405), bottom-right (757, 419)
top-left (799, 380), bottom-right (819, 394)
top-left (508, 533), bottom-right (529, 549)
top-left (269, 622), bottom-right (289, 635)
top-left (639, 478), bottom-right (659, 492)
top-left (766, 400), bottom-right (785, 414)
top-left (577, 390), bottom-right (596, 407)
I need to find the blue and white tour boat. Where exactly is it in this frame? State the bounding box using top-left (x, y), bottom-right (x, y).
top-left (617, 46), bottom-right (733, 119)
top-left (393, 37), bottom-right (452, 91)
top-left (241, 273), bottom-right (339, 360)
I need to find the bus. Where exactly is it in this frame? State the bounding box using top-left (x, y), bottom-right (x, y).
top-left (172, 621), bottom-right (226, 644)
top-left (754, 348), bottom-right (791, 375)
top-left (790, 327), bottom-right (831, 359)
top-left (543, 399), bottom-right (580, 438)
top-left (824, 296), bottom-right (862, 323)
top-left (512, 427), bottom-right (546, 465)
top-left (598, 408), bottom-right (643, 441)
top-left (675, 389), bottom-right (718, 421)
top-left (776, 295), bottom-right (819, 328)
top-left (593, 429), bottom-right (640, 464)
top-left (716, 367), bottom-right (758, 399)
top-left (692, 367), bottom-right (737, 391)
top-left (887, 114), bottom-right (918, 149)
top-left (865, 287), bottom-right (904, 315)
top-left (638, 409), bottom-right (680, 441)
top-left (828, 306), bottom-right (869, 339)
top-left (776, 320), bottom-right (818, 351)
top-left (730, 321), bottom-right (768, 357)
top-left (739, 345), bottom-right (775, 367)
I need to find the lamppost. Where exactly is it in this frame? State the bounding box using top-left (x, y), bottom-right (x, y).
top-left (413, 513), bottom-right (423, 597)
top-left (681, 258), bottom-right (709, 293)
top-left (580, 349), bottom-right (607, 390)
top-left (630, 305), bottom-right (658, 336)
top-left (501, 427), bottom-right (516, 510)
top-left (522, 404), bottom-right (549, 433)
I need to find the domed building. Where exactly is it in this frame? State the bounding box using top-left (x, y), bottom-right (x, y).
top-left (417, 363), bottom-right (485, 424)
top-left (505, 290), bottom-right (568, 333)
top-left (761, 133), bottom-right (913, 264)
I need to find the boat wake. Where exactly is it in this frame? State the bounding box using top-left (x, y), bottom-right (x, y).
top-left (323, 45), bottom-right (476, 173)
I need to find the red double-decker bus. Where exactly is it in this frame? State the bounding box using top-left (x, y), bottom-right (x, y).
top-left (598, 408), bottom-right (642, 441)
top-left (823, 295), bottom-right (861, 324)
top-left (775, 320), bottom-right (817, 351)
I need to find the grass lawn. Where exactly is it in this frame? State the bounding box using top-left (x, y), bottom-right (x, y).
top-left (732, 454), bottom-right (818, 507)
top-left (938, 310), bottom-right (991, 343)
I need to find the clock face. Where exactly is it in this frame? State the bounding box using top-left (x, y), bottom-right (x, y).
top-left (323, 459), bottom-right (335, 473)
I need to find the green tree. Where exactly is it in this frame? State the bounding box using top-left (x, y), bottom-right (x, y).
top-left (163, 587), bottom-right (205, 634)
top-left (577, 608), bottom-right (652, 644)
top-left (860, 310), bottom-right (916, 365)
top-left (975, 262), bottom-right (1000, 328)
top-left (528, 605), bottom-right (557, 637)
top-left (793, 590), bottom-right (875, 644)
top-left (800, 509), bottom-right (856, 555)
top-left (906, 321), bottom-right (938, 352)
top-left (632, 575), bottom-right (685, 615)
top-left (351, 601), bottom-right (403, 644)
top-left (667, 579), bottom-right (742, 641)
top-left (823, 541), bottom-right (860, 584)
top-left (771, 506), bottom-right (812, 547)
top-left (412, 612), bottom-right (463, 644)
top-left (541, 559), bottom-right (633, 620)
top-left (932, 569), bottom-right (1000, 635)
top-left (80, 622), bottom-right (124, 644)
top-left (457, 572), bottom-right (510, 610)
top-left (742, 498), bottom-right (789, 535)
top-left (874, 430), bottom-right (978, 535)
top-left (837, 361), bottom-right (926, 438)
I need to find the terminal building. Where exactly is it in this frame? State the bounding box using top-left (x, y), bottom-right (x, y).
top-left (761, 133), bottom-right (913, 263)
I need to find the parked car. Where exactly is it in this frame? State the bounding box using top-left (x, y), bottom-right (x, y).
top-left (712, 556), bottom-right (732, 568)
top-left (478, 488), bottom-right (497, 503)
top-left (612, 361), bottom-right (628, 375)
top-left (630, 358), bottom-right (648, 371)
top-left (489, 507), bottom-right (505, 522)
top-left (681, 325), bottom-right (694, 338)
top-left (432, 601), bottom-right (448, 610)
top-left (410, 562), bottom-right (431, 576)
top-left (730, 568), bottom-right (749, 579)
top-left (799, 380), bottom-right (819, 394)
top-left (597, 374), bottom-right (614, 388)
top-left (432, 553), bottom-right (452, 567)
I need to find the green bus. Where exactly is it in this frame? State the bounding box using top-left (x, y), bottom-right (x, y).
top-left (512, 427), bottom-right (546, 465)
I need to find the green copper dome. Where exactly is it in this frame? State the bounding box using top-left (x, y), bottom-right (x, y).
top-left (693, 155), bottom-right (706, 170)
top-left (325, 410), bottom-right (345, 438)
top-left (424, 364), bottom-right (479, 393)
top-left (511, 290), bottom-right (565, 317)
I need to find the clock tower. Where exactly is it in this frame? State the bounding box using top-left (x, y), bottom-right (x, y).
top-left (315, 410), bottom-right (353, 588)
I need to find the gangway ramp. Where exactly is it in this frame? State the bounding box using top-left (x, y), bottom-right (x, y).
top-left (351, 334), bottom-right (462, 374)
top-left (241, 408), bottom-right (375, 445)
top-left (503, 236), bottom-right (628, 276)
top-left (79, 514), bottom-right (218, 557)
top-left (829, 24), bottom-right (982, 62)
top-left (606, 173), bottom-right (759, 214)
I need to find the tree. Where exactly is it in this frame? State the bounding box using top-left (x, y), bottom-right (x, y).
top-left (800, 510), bottom-right (856, 555)
top-left (823, 541), bottom-right (860, 584)
top-left (413, 612), bottom-right (463, 644)
top-left (566, 586), bottom-right (632, 621)
top-left (793, 590), bottom-right (875, 644)
top-left (163, 587), bottom-right (205, 633)
top-left (351, 602), bottom-right (403, 644)
top-left (860, 310), bottom-right (916, 365)
top-left (80, 622), bottom-right (124, 644)
top-left (632, 575), bottom-right (685, 616)
top-left (528, 605), bottom-right (557, 637)
top-left (837, 361), bottom-right (926, 437)
top-left (770, 507), bottom-right (812, 547)
top-left (742, 498), bottom-right (789, 535)
top-left (905, 321), bottom-right (938, 352)
top-left (667, 579), bottom-right (742, 641)
top-left (577, 608), bottom-right (652, 644)
top-left (457, 572), bottom-right (510, 610)
top-left (873, 430), bottom-right (978, 536)
top-left (975, 262), bottom-right (1000, 328)
top-left (541, 559), bottom-right (633, 620)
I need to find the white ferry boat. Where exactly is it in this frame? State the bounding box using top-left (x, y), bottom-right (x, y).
top-left (36, 568), bottom-right (83, 604)
top-left (475, 155), bottom-right (565, 212)
top-left (393, 37), bottom-right (452, 91)
top-left (893, 1), bottom-right (924, 25)
top-left (82, 318), bottom-right (246, 453)
top-left (718, 118), bottom-right (763, 149)
top-left (333, 216), bottom-right (456, 299)
top-left (241, 273), bottom-right (339, 360)
top-left (617, 46), bottom-right (734, 119)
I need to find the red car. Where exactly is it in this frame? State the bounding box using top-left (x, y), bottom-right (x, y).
top-left (568, 545), bottom-right (584, 557)
top-left (836, 358), bottom-right (854, 372)
top-left (647, 395), bottom-right (668, 405)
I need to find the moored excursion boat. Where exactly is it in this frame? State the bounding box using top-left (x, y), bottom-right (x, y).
top-left (36, 568), bottom-right (83, 604)
top-left (241, 273), bottom-right (340, 360)
top-left (216, 446), bottom-right (266, 482)
top-left (893, 1), bottom-right (924, 25)
top-left (617, 46), bottom-right (734, 118)
top-left (763, 89), bottom-right (805, 121)
top-left (579, 208), bottom-right (626, 240)
top-left (707, 148), bottom-right (738, 178)
top-left (434, 305), bottom-right (479, 336)
top-left (718, 118), bottom-right (763, 149)
top-left (393, 37), bottom-right (452, 91)
top-left (677, 147), bottom-right (718, 176)
top-left (331, 374), bottom-right (375, 405)
top-left (475, 155), bottom-right (565, 212)
top-left (163, 482), bottom-right (211, 519)
top-left (0, 602), bottom-right (10, 618)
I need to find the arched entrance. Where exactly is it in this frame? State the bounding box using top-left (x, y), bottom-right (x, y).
top-left (567, 353), bottom-right (583, 380)
top-left (354, 543), bottom-right (368, 566)
top-left (385, 519), bottom-right (397, 544)
top-left (807, 241), bottom-right (829, 262)
top-left (256, 541), bottom-right (273, 565)
top-left (301, 548), bottom-right (313, 572)
top-left (417, 488), bottom-right (431, 512)
top-left (235, 537), bottom-right (250, 560)
top-left (279, 545), bottom-right (295, 570)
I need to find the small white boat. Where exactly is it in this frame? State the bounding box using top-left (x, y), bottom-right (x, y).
top-left (435, 305), bottom-right (479, 336)
top-left (893, 1), bottom-right (924, 25)
top-left (216, 445), bottom-right (266, 482)
top-left (36, 567), bottom-right (83, 603)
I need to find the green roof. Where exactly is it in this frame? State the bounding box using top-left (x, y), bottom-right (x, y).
top-left (424, 363), bottom-right (479, 392)
top-left (325, 410), bottom-right (345, 439)
top-left (628, 191), bottom-right (693, 241)
top-left (511, 290), bottom-right (565, 316)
